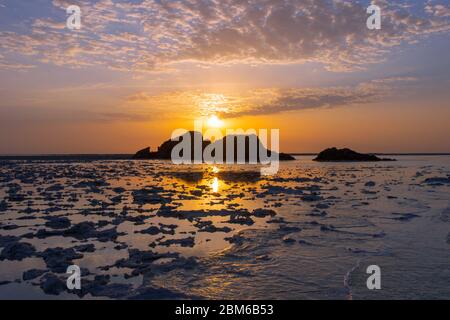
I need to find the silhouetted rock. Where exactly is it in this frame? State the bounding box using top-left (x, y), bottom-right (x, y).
top-left (133, 147), bottom-right (155, 159)
top-left (159, 131), bottom-right (210, 160)
top-left (210, 134), bottom-right (295, 162)
top-left (279, 152), bottom-right (296, 161)
top-left (313, 148), bottom-right (395, 162)
top-left (133, 131), bottom-right (295, 162)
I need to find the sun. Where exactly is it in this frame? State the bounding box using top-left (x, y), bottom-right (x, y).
top-left (206, 115), bottom-right (224, 128)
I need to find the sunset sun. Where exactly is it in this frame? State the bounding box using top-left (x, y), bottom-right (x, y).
top-left (206, 115), bottom-right (224, 128)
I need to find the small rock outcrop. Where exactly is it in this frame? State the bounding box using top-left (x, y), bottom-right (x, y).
top-left (314, 148), bottom-right (395, 162)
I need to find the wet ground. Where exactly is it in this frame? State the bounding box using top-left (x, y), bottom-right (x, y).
top-left (0, 156), bottom-right (450, 299)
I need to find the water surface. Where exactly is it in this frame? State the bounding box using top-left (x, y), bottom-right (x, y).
top-left (1, 156), bottom-right (449, 299)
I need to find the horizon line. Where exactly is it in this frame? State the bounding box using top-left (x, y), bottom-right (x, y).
top-left (2, 152), bottom-right (450, 157)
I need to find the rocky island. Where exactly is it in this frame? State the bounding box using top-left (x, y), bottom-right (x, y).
top-left (313, 147), bottom-right (396, 162)
top-left (133, 131), bottom-right (295, 162)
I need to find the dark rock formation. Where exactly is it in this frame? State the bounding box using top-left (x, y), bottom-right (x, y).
top-left (279, 153), bottom-right (296, 161)
top-left (44, 216), bottom-right (71, 229)
top-left (132, 147), bottom-right (155, 159)
top-left (0, 242), bottom-right (36, 261)
top-left (424, 177), bottom-right (450, 185)
top-left (313, 148), bottom-right (395, 162)
top-left (0, 235), bottom-right (19, 247)
top-left (23, 269), bottom-right (47, 281)
top-left (133, 131), bottom-right (295, 162)
top-left (40, 274), bottom-right (66, 295)
top-left (209, 134), bottom-right (295, 162)
top-left (74, 244), bottom-right (95, 253)
top-left (0, 200), bottom-right (8, 212)
top-left (39, 247), bottom-right (83, 273)
top-left (133, 131), bottom-right (208, 160)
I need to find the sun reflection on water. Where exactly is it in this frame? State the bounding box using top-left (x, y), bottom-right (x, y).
top-left (211, 177), bottom-right (219, 193)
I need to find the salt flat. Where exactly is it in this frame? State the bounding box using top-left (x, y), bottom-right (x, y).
top-left (0, 156), bottom-right (449, 299)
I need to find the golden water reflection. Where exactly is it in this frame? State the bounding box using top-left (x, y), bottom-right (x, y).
top-left (211, 177), bottom-right (219, 193)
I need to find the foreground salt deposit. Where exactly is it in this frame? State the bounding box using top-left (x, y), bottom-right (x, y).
top-left (0, 156), bottom-right (450, 299)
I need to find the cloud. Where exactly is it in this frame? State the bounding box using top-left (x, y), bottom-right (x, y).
top-left (126, 92), bottom-right (153, 102)
top-left (425, 3), bottom-right (450, 17)
top-left (0, 52), bottom-right (36, 71)
top-left (0, 76), bottom-right (421, 124)
top-left (0, 62), bottom-right (36, 71)
top-left (0, 0), bottom-right (448, 72)
top-left (0, 104), bottom-right (150, 124)
top-left (124, 77), bottom-right (418, 118)
top-left (224, 77), bottom-right (418, 117)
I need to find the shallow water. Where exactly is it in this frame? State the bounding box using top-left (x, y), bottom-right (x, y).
top-left (0, 156), bottom-right (449, 299)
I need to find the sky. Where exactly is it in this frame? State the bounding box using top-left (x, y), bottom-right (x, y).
top-left (0, 0), bottom-right (449, 154)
